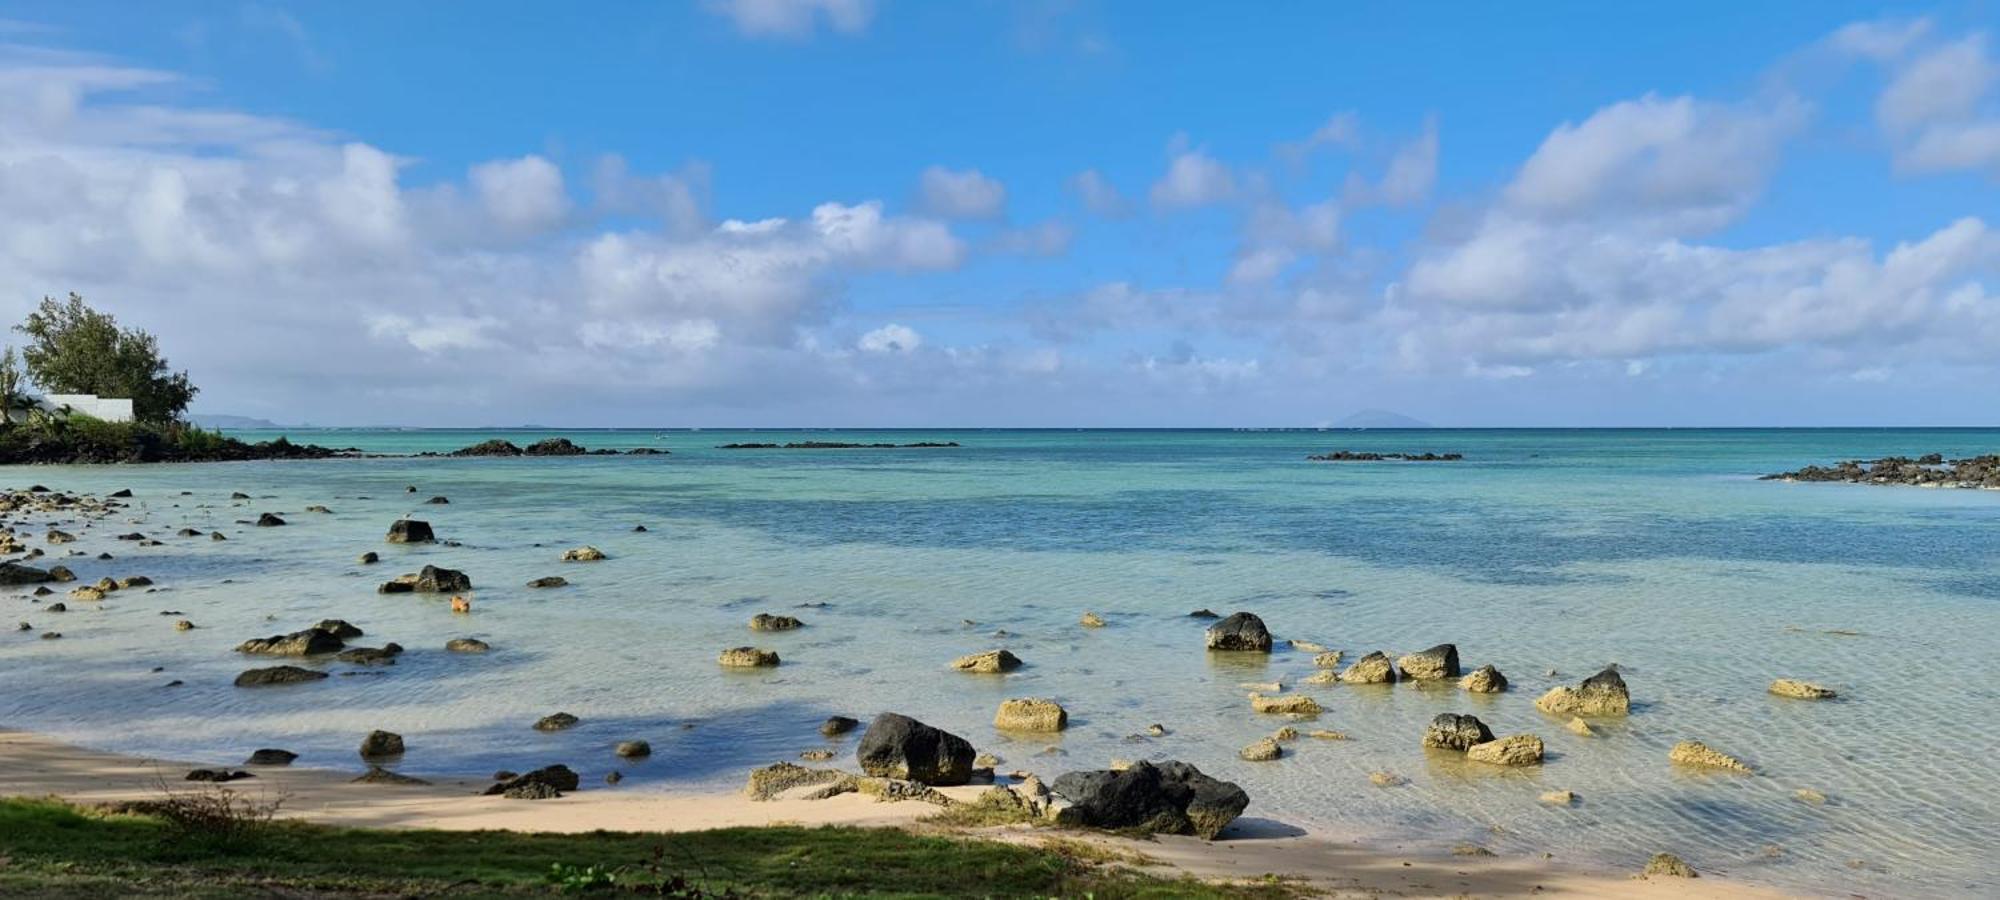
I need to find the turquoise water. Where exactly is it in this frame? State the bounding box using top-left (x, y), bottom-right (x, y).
top-left (5, 429), bottom-right (1998, 895)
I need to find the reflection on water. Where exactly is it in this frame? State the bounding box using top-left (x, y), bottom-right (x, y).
top-left (3, 427), bottom-right (1998, 896)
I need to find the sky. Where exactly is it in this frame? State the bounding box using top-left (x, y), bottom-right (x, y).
top-left (0, 1), bottom-right (1997, 427)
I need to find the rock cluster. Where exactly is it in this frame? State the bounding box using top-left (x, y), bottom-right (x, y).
top-left (1762, 454), bottom-right (2000, 489)
top-left (378, 565), bottom-right (472, 593)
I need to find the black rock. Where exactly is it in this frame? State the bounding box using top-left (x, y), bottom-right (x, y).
top-left (1422, 713), bottom-right (1494, 751)
top-left (484, 764), bottom-right (580, 797)
top-left (234, 665), bottom-right (329, 687)
top-left (246, 748), bottom-right (298, 766)
top-left (855, 713), bottom-right (975, 785)
top-left (1204, 611), bottom-right (1272, 651)
top-left (819, 715), bottom-right (860, 737)
top-left (185, 768), bottom-right (254, 782)
top-left (386, 519), bottom-right (436, 544)
top-left (1050, 760), bottom-right (1249, 840)
top-left (255, 513), bottom-right (285, 527)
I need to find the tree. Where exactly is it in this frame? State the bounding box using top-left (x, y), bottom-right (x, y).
top-left (0, 346), bottom-right (25, 423)
top-left (14, 293), bottom-right (197, 423)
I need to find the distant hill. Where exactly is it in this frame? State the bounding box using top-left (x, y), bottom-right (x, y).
top-left (1332, 409), bottom-right (1432, 429)
top-left (189, 414), bottom-right (284, 429)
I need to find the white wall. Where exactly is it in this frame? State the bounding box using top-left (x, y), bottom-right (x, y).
top-left (43, 394), bottom-right (135, 422)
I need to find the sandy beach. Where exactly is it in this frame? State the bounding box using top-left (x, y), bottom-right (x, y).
top-left (0, 728), bottom-right (1798, 898)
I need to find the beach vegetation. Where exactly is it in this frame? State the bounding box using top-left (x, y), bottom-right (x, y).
top-left (15, 293), bottom-right (197, 424)
top-left (0, 796), bottom-right (1296, 897)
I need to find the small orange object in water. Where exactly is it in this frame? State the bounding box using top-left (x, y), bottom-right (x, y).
top-left (450, 595), bottom-right (471, 613)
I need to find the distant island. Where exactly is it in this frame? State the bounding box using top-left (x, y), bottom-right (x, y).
top-left (1331, 409), bottom-right (1432, 429)
top-left (188, 414), bottom-right (284, 429)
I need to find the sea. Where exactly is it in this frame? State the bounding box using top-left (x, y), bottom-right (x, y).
top-left (4, 428), bottom-right (1996, 896)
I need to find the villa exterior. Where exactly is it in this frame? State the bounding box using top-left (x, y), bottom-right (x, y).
top-left (37, 393), bottom-right (134, 422)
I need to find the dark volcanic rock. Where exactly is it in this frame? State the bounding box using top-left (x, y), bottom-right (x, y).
top-left (484, 764), bottom-right (580, 796)
top-left (255, 513), bottom-right (286, 527)
top-left (0, 562), bottom-right (54, 585)
top-left (185, 768), bottom-right (254, 782)
top-left (1204, 611), bottom-right (1272, 652)
top-left (246, 748), bottom-right (298, 766)
top-left (527, 576), bottom-right (567, 588)
top-left (359, 730), bottom-right (405, 759)
top-left (378, 565), bottom-right (472, 594)
top-left (1306, 450), bottom-right (1464, 462)
top-left (1764, 454), bottom-right (2000, 489)
top-left (524, 438), bottom-right (588, 456)
top-left (1050, 760), bottom-right (1249, 840)
top-left (1422, 713), bottom-right (1495, 751)
top-left (856, 713), bottom-right (976, 785)
top-left (234, 665), bottom-right (329, 687)
top-left (386, 519), bottom-right (436, 543)
top-left (820, 715), bottom-right (861, 737)
top-left (237, 629), bottom-right (344, 656)
top-left (449, 439), bottom-right (523, 457)
top-left (336, 643), bottom-right (403, 665)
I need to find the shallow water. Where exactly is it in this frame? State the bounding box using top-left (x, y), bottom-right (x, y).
top-left (4, 428), bottom-right (1997, 895)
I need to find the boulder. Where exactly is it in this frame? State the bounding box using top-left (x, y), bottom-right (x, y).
top-left (1340, 651), bottom-right (1398, 684)
top-left (1249, 693), bottom-right (1321, 715)
top-left (951, 649), bottom-right (1022, 673)
top-left (256, 513), bottom-right (286, 527)
top-left (315, 619), bottom-right (364, 639)
top-left (69, 586), bottom-right (106, 602)
top-left (1204, 611), bottom-right (1272, 651)
top-left (445, 637), bottom-right (490, 653)
top-left (1769, 679), bottom-right (1836, 700)
top-left (994, 698), bottom-right (1068, 732)
top-left (1397, 644), bottom-right (1461, 680)
top-left (615, 740), bottom-right (651, 758)
top-left (561, 546), bottom-right (607, 562)
top-left (0, 562), bottom-right (53, 585)
top-left (1421, 713), bottom-right (1494, 751)
top-left (234, 666), bottom-right (329, 687)
top-left (750, 613), bottom-right (803, 631)
top-left (246, 749), bottom-right (298, 766)
top-left (534, 712), bottom-right (581, 732)
top-left (527, 576), bottom-right (568, 588)
top-left (1459, 664), bottom-right (1508, 693)
top-left (1050, 760), bottom-right (1249, 839)
top-left (1668, 740), bottom-right (1754, 773)
top-left (118, 575), bottom-right (153, 589)
top-left (524, 437), bottom-right (589, 456)
top-left (1466, 734), bottom-right (1545, 766)
top-left (719, 647), bottom-right (780, 667)
top-left (1239, 738), bottom-right (1283, 761)
top-left (237, 629), bottom-right (344, 656)
top-left (1080, 611), bottom-right (1107, 628)
top-left (385, 519), bottom-right (436, 544)
top-left (819, 715), bottom-right (860, 737)
top-left (1643, 853), bottom-right (1698, 878)
top-left (484, 764), bottom-right (581, 796)
top-left (1535, 666), bottom-right (1630, 716)
top-left (426, 496), bottom-right (449, 505)
top-left (359, 730), bottom-right (405, 759)
top-left (47, 565), bottom-right (75, 582)
top-left (378, 565), bottom-right (472, 594)
top-left (855, 713), bottom-right (976, 785)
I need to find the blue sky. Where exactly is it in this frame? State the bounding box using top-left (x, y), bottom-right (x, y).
top-left (0, 1), bottom-right (1996, 426)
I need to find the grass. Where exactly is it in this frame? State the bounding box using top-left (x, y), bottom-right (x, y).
top-left (0, 796), bottom-right (1298, 898)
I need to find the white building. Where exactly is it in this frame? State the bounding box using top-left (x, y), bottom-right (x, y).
top-left (40, 393), bottom-right (135, 422)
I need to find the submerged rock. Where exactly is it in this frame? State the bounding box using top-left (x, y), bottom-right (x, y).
top-left (236, 629), bottom-right (344, 656)
top-left (234, 665), bottom-right (328, 687)
top-left (526, 576), bottom-right (568, 588)
top-left (1080, 611), bottom-right (1107, 628)
top-left (856, 713), bottom-right (975, 785)
top-left (615, 740), bottom-right (651, 758)
top-left (1249, 693), bottom-right (1321, 715)
top-left (1050, 760), bottom-right (1248, 839)
top-left (819, 715), bottom-right (860, 737)
top-left (1422, 713), bottom-right (1494, 751)
top-left (534, 712), bottom-right (581, 732)
top-left (445, 637), bottom-right (490, 653)
top-left (1769, 678), bottom-right (1837, 700)
top-left (352, 765), bottom-right (430, 786)
top-left (1396, 643), bottom-right (1461, 680)
top-left (246, 749), bottom-right (298, 766)
top-left (1669, 739), bottom-right (1755, 773)
top-left (1204, 611), bottom-right (1272, 651)
top-left (994, 698), bottom-right (1068, 732)
top-left (1535, 666), bottom-right (1630, 716)
top-left (0, 562), bottom-right (54, 585)
top-left (1239, 737), bottom-right (1283, 761)
top-left (255, 513), bottom-right (286, 527)
top-left (1340, 651), bottom-right (1398, 684)
top-left (336, 643), bottom-right (403, 665)
top-left (951, 649), bottom-right (1022, 673)
top-left (560, 546), bottom-right (606, 562)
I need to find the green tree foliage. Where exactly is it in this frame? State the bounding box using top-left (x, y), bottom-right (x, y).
top-left (14, 293), bottom-right (197, 423)
top-left (0, 346), bottom-right (26, 422)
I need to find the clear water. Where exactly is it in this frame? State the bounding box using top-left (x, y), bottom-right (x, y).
top-left (4, 428), bottom-right (1997, 896)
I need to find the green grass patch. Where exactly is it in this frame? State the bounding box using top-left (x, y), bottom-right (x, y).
top-left (0, 796), bottom-right (1296, 898)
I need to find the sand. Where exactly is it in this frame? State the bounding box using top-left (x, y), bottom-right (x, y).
top-left (0, 728), bottom-right (1798, 898)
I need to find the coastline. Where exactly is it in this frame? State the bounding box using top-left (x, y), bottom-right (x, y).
top-left (0, 728), bottom-right (1796, 898)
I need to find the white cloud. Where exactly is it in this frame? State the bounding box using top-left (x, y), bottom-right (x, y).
top-left (916, 165), bottom-right (1007, 219)
top-left (1067, 169), bottom-right (1130, 217)
top-left (470, 154), bottom-right (570, 234)
top-left (1344, 117), bottom-right (1437, 208)
top-left (989, 219), bottom-right (1074, 256)
top-left (703, 0), bottom-right (874, 39)
top-left (858, 323), bottom-right (921, 353)
top-left (1150, 145), bottom-right (1237, 210)
top-left (1861, 31), bottom-right (2000, 176)
top-left (1276, 111), bottom-right (1359, 164)
top-left (1826, 18), bottom-right (1931, 61)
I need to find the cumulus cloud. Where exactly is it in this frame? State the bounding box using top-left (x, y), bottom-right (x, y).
top-left (1343, 117), bottom-right (1438, 208)
top-left (470, 154), bottom-right (570, 234)
top-left (916, 165), bottom-right (1007, 219)
top-left (703, 0), bottom-right (874, 39)
top-left (858, 323), bottom-right (921, 353)
top-left (1861, 31), bottom-right (2000, 176)
top-left (1149, 143), bottom-right (1237, 210)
